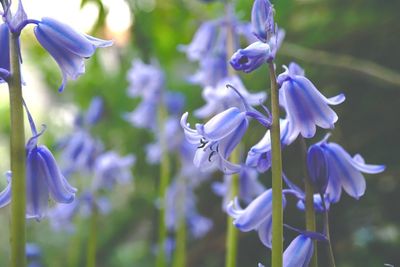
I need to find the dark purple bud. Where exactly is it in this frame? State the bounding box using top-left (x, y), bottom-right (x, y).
top-left (0, 23), bottom-right (10, 83)
top-left (307, 144), bottom-right (329, 194)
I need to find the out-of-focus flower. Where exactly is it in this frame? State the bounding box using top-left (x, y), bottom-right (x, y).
top-left (319, 139), bottom-right (385, 202)
top-left (92, 151), bottom-right (135, 190)
top-left (230, 29), bottom-right (284, 72)
top-left (277, 62), bottom-right (345, 140)
top-left (85, 97), bottom-right (104, 125)
top-left (227, 189), bottom-right (287, 248)
top-left (179, 21), bottom-right (218, 61)
top-left (34, 17), bottom-right (112, 92)
top-left (126, 59), bottom-right (164, 99)
top-left (195, 75), bottom-right (266, 118)
top-left (251, 0), bottom-right (274, 43)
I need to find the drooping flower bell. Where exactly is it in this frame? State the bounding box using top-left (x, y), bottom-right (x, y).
top-left (0, 127), bottom-right (77, 220)
top-left (227, 188), bottom-right (286, 248)
top-left (282, 234), bottom-right (314, 267)
top-left (318, 137), bottom-right (385, 202)
top-left (34, 17), bottom-right (113, 92)
top-left (277, 62), bottom-right (346, 140)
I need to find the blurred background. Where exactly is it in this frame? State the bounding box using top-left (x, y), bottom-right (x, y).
top-left (0, 0), bottom-right (399, 266)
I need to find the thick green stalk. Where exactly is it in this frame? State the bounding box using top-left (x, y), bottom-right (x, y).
top-left (86, 206), bottom-right (98, 267)
top-left (9, 32), bottom-right (26, 267)
top-left (172, 176), bottom-right (187, 267)
top-left (156, 104), bottom-right (170, 267)
top-left (268, 62), bottom-right (283, 267)
top-left (224, 3), bottom-right (239, 267)
top-left (320, 194), bottom-right (336, 267)
top-left (298, 137), bottom-right (318, 267)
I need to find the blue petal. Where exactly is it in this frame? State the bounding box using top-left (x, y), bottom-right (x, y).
top-left (257, 215), bottom-right (273, 248)
top-left (230, 42), bottom-right (270, 73)
top-left (200, 107), bottom-right (246, 141)
top-left (251, 0), bottom-right (274, 43)
top-left (39, 17), bottom-right (96, 57)
top-left (26, 149), bottom-right (49, 220)
top-left (34, 25), bottom-right (85, 92)
top-left (37, 146), bottom-right (76, 203)
top-left (283, 235), bottom-right (314, 267)
top-left (351, 154), bottom-right (385, 174)
top-left (227, 189), bottom-right (273, 231)
top-left (220, 119), bottom-right (248, 158)
top-left (307, 144), bottom-right (329, 193)
top-left (0, 23), bottom-right (10, 82)
top-left (0, 174), bottom-right (11, 208)
top-left (323, 143), bottom-right (365, 200)
top-left (85, 97), bottom-right (104, 125)
top-left (180, 112), bottom-right (202, 145)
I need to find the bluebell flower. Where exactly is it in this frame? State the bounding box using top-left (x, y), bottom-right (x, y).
top-left (227, 188), bottom-right (286, 248)
top-left (318, 138), bottom-right (385, 202)
top-left (251, 0), bottom-right (274, 43)
top-left (126, 59), bottom-right (164, 99)
top-left (26, 243), bottom-right (42, 267)
top-left (60, 129), bottom-right (102, 174)
top-left (165, 180), bottom-right (212, 238)
top-left (0, 23), bottom-right (10, 83)
top-left (84, 96), bottom-right (104, 125)
top-left (34, 17), bottom-right (113, 92)
top-left (92, 151), bottom-right (135, 190)
top-left (0, 172), bottom-right (12, 208)
top-left (178, 21), bottom-right (218, 61)
top-left (124, 98), bottom-right (159, 130)
top-left (194, 75), bottom-right (266, 118)
top-left (181, 107), bottom-right (248, 174)
top-left (278, 62), bottom-right (346, 140)
top-left (283, 234), bottom-right (314, 267)
top-left (230, 29), bottom-right (285, 72)
top-left (246, 119), bottom-right (294, 172)
top-left (213, 166), bottom-right (265, 210)
top-left (0, 128), bottom-right (77, 220)
top-left (188, 52), bottom-right (228, 88)
top-left (307, 143), bottom-right (329, 194)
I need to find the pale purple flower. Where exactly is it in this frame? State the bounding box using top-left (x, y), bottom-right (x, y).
top-left (318, 138), bottom-right (385, 202)
top-left (179, 21), bottom-right (218, 61)
top-left (278, 62), bottom-right (345, 140)
top-left (251, 0), bottom-right (274, 43)
top-left (227, 188), bottom-right (286, 248)
top-left (34, 17), bottom-right (112, 91)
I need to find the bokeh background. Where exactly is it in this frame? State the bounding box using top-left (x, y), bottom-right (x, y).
top-left (0, 0), bottom-right (399, 266)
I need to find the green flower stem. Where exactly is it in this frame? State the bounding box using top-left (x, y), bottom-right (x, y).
top-left (225, 148), bottom-right (239, 267)
top-left (156, 103), bottom-right (170, 267)
top-left (225, 3), bottom-right (239, 267)
top-left (8, 32), bottom-right (27, 267)
top-left (319, 193), bottom-right (336, 267)
top-left (298, 137), bottom-right (318, 267)
top-left (86, 206), bottom-right (98, 267)
top-left (268, 62), bottom-right (283, 267)
top-left (172, 175), bottom-right (187, 267)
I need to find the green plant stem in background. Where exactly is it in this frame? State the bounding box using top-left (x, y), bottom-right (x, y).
top-left (268, 62), bottom-right (283, 267)
top-left (156, 104), bottom-right (171, 267)
top-left (298, 137), bottom-right (318, 267)
top-left (9, 32), bottom-right (27, 267)
top-left (172, 175), bottom-right (187, 267)
top-left (320, 193), bottom-right (336, 267)
top-left (224, 3), bottom-right (239, 267)
top-left (86, 206), bottom-right (98, 267)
